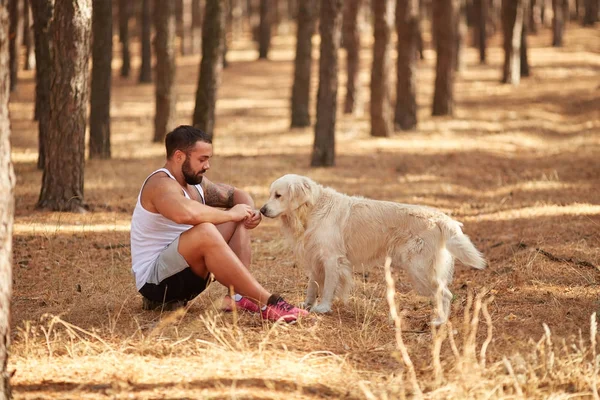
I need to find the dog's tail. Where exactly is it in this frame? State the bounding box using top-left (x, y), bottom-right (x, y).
top-left (438, 219), bottom-right (486, 270)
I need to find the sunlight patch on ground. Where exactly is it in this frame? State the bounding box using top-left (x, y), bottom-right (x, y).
top-left (13, 222), bottom-right (131, 234)
top-left (463, 203), bottom-right (600, 222)
top-left (11, 151), bottom-right (38, 164)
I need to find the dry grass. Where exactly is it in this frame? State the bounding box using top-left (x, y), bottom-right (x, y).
top-left (7, 25), bottom-right (600, 398)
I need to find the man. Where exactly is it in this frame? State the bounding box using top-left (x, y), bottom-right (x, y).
top-left (130, 125), bottom-right (308, 323)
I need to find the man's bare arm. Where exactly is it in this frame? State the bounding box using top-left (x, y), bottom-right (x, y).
top-left (147, 176), bottom-right (252, 225)
top-left (202, 178), bottom-right (239, 208)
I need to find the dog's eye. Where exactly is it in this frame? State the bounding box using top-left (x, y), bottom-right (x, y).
top-left (275, 193), bottom-right (281, 199)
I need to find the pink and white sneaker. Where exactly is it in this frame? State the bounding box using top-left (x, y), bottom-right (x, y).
top-left (221, 295), bottom-right (260, 314)
top-left (261, 295), bottom-right (309, 323)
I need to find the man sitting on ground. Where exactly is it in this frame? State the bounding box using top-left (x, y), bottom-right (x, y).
top-left (130, 125), bottom-right (307, 323)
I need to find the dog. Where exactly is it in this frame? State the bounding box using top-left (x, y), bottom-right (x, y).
top-left (260, 174), bottom-right (486, 325)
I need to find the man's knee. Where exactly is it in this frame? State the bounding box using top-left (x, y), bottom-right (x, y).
top-left (184, 223), bottom-right (225, 247)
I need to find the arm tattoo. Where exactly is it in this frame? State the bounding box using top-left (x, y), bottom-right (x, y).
top-left (204, 182), bottom-right (235, 208)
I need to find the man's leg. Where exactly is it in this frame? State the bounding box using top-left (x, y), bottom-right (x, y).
top-left (216, 220), bottom-right (251, 268)
top-left (178, 222), bottom-right (271, 305)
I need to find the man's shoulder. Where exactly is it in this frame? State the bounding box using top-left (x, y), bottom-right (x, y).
top-left (143, 171), bottom-right (180, 196)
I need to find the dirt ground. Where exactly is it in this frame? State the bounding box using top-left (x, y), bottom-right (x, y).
top-left (6, 25), bottom-right (600, 399)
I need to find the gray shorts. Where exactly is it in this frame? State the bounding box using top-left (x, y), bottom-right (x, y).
top-left (140, 236), bottom-right (213, 303)
top-left (146, 236), bottom-right (190, 285)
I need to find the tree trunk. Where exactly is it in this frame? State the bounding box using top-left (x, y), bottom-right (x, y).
top-left (311, 0), bottom-right (342, 167)
top-left (502, 0), bottom-right (524, 84)
top-left (552, 0), bottom-right (565, 45)
top-left (343, 0), bottom-right (362, 115)
top-left (582, 0), bottom-right (598, 25)
top-left (395, 0), bottom-right (419, 130)
top-left (181, 0), bottom-right (192, 55)
top-left (37, 0), bottom-right (91, 212)
top-left (30, 0), bottom-right (53, 170)
top-left (191, 0), bottom-right (202, 53)
top-left (370, 0), bottom-right (393, 137)
top-left (193, 0), bottom-right (224, 138)
top-left (153, 0), bottom-right (177, 143)
top-left (139, 0), bottom-right (152, 83)
top-left (258, 0), bottom-right (270, 58)
top-left (231, 0), bottom-right (244, 39)
top-left (474, 0), bottom-right (487, 62)
top-left (455, 0), bottom-right (467, 71)
top-left (9, 0), bottom-right (23, 92)
top-left (0, 3), bottom-right (16, 398)
top-left (89, 0), bottom-right (112, 159)
top-left (118, 0), bottom-right (131, 77)
top-left (521, 0), bottom-right (530, 76)
top-left (432, 0), bottom-right (456, 116)
top-left (290, 0), bottom-right (315, 128)
top-left (530, 0), bottom-right (540, 32)
top-left (22, 0), bottom-right (35, 70)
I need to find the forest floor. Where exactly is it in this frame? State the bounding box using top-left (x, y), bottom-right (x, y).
top-left (6, 25), bottom-right (600, 399)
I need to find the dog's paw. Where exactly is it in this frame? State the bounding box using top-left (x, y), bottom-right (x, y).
top-left (310, 303), bottom-right (332, 314)
top-left (300, 301), bottom-right (313, 310)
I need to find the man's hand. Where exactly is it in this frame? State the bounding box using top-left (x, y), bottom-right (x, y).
top-left (228, 204), bottom-right (254, 222)
top-left (244, 209), bottom-right (262, 230)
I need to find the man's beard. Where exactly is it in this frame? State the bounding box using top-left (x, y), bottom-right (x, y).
top-left (182, 157), bottom-right (205, 185)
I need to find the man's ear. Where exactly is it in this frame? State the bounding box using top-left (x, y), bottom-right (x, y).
top-left (174, 149), bottom-right (185, 163)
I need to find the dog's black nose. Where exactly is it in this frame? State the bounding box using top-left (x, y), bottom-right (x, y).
top-left (259, 206), bottom-right (267, 215)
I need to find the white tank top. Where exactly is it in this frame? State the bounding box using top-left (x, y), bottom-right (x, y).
top-left (130, 168), bottom-right (205, 290)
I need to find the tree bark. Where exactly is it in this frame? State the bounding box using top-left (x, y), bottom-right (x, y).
top-left (9, 0), bottom-right (24, 92)
top-left (520, 0), bottom-right (530, 76)
top-left (0, 3), bottom-right (16, 398)
top-left (258, 0), bottom-right (270, 58)
top-left (181, 0), bottom-right (192, 55)
top-left (139, 0), bottom-right (152, 83)
top-left (474, 0), bottom-right (487, 62)
top-left (30, 0), bottom-right (53, 170)
top-left (290, 0), bottom-right (315, 128)
top-left (552, 0), bottom-right (565, 46)
top-left (370, 0), bottom-right (394, 137)
top-left (311, 0), bottom-right (342, 167)
top-left (502, 0), bottom-right (524, 84)
top-left (89, 0), bottom-right (112, 159)
top-left (530, 0), bottom-right (540, 32)
top-left (343, 0), bottom-right (362, 115)
top-left (118, 0), bottom-right (131, 77)
top-left (432, 0), bottom-right (456, 116)
top-left (23, 0), bottom-right (35, 70)
top-left (191, 0), bottom-right (202, 54)
top-left (455, 0), bottom-right (467, 71)
top-left (395, 0), bottom-right (419, 130)
top-left (193, 0), bottom-right (224, 138)
top-left (37, 0), bottom-right (91, 212)
top-left (582, 0), bottom-right (598, 25)
top-left (153, 0), bottom-right (177, 143)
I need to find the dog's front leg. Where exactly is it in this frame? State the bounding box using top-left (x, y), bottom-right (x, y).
top-left (310, 257), bottom-right (339, 313)
top-left (301, 273), bottom-right (318, 310)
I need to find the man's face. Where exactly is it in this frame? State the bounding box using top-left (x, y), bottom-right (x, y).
top-left (181, 141), bottom-right (212, 185)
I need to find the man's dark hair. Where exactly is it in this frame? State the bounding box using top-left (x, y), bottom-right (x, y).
top-left (165, 125), bottom-right (212, 159)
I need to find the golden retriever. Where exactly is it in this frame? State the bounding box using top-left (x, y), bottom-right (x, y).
top-left (259, 174), bottom-right (486, 325)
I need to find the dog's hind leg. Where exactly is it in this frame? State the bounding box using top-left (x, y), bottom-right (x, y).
top-left (335, 257), bottom-right (353, 304)
top-left (404, 243), bottom-right (455, 325)
top-left (426, 249), bottom-right (455, 326)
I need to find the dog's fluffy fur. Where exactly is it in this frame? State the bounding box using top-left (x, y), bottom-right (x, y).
top-left (260, 174), bottom-right (486, 325)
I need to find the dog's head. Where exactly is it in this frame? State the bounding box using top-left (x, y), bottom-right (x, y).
top-left (260, 174), bottom-right (318, 218)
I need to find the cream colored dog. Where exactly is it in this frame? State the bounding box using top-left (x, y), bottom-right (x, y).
top-left (260, 174), bottom-right (486, 325)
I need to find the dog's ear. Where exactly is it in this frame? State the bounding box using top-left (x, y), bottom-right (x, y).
top-left (289, 177), bottom-right (315, 210)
